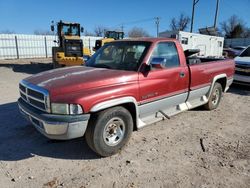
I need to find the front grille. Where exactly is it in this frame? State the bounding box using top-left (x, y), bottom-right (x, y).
top-left (29, 98), bottom-right (46, 109)
top-left (19, 80), bottom-right (50, 112)
top-left (27, 89), bottom-right (44, 100)
top-left (235, 70), bottom-right (250, 76)
top-left (20, 92), bottom-right (27, 100)
top-left (235, 64), bottom-right (250, 76)
top-left (20, 84), bottom-right (26, 92)
top-left (64, 39), bottom-right (83, 57)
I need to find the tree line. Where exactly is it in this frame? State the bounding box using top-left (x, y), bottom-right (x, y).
top-left (87, 14), bottom-right (250, 38)
top-left (169, 13), bottom-right (250, 38)
top-left (1, 14), bottom-right (249, 38)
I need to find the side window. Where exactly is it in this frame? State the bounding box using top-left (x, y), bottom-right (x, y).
top-left (150, 42), bottom-right (180, 68)
top-left (181, 37), bottom-right (189, 45)
top-left (218, 41), bottom-right (222, 47)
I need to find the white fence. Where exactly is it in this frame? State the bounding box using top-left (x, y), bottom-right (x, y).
top-left (0, 34), bottom-right (100, 60)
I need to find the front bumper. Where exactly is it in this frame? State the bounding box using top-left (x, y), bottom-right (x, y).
top-left (234, 74), bottom-right (250, 85)
top-left (18, 98), bottom-right (90, 140)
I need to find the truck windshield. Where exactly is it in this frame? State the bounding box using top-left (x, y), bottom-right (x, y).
top-left (240, 46), bottom-right (250, 57)
top-left (86, 41), bottom-right (151, 71)
top-left (61, 25), bottom-right (79, 36)
top-left (106, 32), bottom-right (124, 40)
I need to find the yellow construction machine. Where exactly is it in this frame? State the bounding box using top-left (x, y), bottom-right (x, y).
top-left (51, 20), bottom-right (91, 68)
top-left (93, 30), bottom-right (124, 51)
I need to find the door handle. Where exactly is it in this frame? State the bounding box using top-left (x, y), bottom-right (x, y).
top-left (179, 72), bottom-right (185, 78)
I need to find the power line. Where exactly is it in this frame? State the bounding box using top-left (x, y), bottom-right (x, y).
top-left (115, 17), bottom-right (155, 27)
top-left (113, 17), bottom-right (160, 35)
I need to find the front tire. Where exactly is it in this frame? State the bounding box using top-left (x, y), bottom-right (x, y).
top-left (85, 106), bottom-right (133, 157)
top-left (204, 82), bottom-right (222, 110)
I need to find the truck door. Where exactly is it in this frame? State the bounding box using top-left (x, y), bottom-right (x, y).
top-left (138, 42), bottom-right (189, 118)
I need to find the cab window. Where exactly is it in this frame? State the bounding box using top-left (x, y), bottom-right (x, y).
top-left (150, 42), bottom-right (180, 68)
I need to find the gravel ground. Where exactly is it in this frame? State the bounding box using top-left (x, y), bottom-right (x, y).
top-left (0, 58), bottom-right (249, 188)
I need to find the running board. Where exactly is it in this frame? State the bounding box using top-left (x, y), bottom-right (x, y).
top-left (137, 96), bottom-right (208, 129)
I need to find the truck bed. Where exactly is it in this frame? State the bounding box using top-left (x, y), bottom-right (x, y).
top-left (187, 56), bottom-right (226, 65)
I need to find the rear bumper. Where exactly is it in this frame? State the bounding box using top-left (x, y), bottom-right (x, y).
top-left (18, 98), bottom-right (90, 140)
top-left (234, 74), bottom-right (250, 85)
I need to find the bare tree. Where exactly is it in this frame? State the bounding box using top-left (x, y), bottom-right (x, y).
top-left (170, 13), bottom-right (190, 31)
top-left (34, 29), bottom-right (53, 35)
top-left (94, 26), bottom-right (107, 37)
top-left (0, 30), bottom-right (15, 34)
top-left (84, 30), bottom-right (95, 36)
top-left (220, 15), bottom-right (247, 38)
top-left (128, 27), bottom-right (150, 38)
top-left (243, 28), bottom-right (250, 38)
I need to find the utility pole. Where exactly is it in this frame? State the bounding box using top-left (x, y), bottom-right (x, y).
top-left (121, 24), bottom-right (124, 32)
top-left (213, 0), bottom-right (220, 28)
top-left (155, 17), bottom-right (160, 37)
top-left (190, 0), bottom-right (200, 33)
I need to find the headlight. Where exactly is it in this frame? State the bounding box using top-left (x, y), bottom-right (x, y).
top-left (69, 104), bottom-right (83, 115)
top-left (51, 103), bottom-right (83, 115)
top-left (51, 103), bottom-right (69, 114)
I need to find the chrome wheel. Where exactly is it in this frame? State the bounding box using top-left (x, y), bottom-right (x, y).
top-left (211, 88), bottom-right (220, 105)
top-left (103, 117), bottom-right (125, 146)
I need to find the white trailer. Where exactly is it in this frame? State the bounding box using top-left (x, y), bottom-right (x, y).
top-left (159, 31), bottom-right (224, 58)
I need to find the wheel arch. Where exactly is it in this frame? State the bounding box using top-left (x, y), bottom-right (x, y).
top-left (89, 97), bottom-right (139, 131)
top-left (207, 74), bottom-right (227, 98)
top-left (216, 77), bottom-right (227, 92)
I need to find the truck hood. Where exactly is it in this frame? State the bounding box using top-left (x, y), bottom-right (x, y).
top-left (234, 56), bottom-right (250, 65)
top-left (24, 66), bottom-right (138, 97)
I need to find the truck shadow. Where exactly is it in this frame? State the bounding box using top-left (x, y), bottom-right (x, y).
top-left (0, 62), bottom-right (53, 74)
top-left (0, 102), bottom-right (99, 161)
top-left (228, 84), bottom-right (250, 96)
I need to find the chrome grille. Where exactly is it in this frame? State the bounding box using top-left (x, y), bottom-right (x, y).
top-left (235, 64), bottom-right (250, 76)
top-left (19, 80), bottom-right (50, 112)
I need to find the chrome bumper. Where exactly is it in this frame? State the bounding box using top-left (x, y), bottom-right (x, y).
top-left (234, 74), bottom-right (250, 85)
top-left (18, 98), bottom-right (90, 140)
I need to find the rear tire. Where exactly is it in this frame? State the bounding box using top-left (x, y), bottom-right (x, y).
top-left (204, 82), bottom-right (222, 110)
top-left (85, 106), bottom-right (133, 157)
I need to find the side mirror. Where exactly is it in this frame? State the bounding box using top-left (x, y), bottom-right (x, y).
top-left (150, 57), bottom-right (166, 69)
top-left (81, 27), bottom-right (84, 33)
top-left (51, 25), bottom-right (54, 32)
top-left (140, 63), bottom-right (151, 73)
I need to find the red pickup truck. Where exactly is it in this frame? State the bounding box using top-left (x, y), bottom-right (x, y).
top-left (18, 38), bottom-right (234, 156)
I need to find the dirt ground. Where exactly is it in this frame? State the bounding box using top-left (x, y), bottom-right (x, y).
top-left (0, 58), bottom-right (249, 188)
